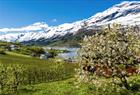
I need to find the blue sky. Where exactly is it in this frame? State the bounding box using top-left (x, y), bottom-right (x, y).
top-left (0, 0), bottom-right (139, 28)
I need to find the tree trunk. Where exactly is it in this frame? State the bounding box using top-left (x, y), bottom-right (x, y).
top-left (120, 74), bottom-right (130, 90)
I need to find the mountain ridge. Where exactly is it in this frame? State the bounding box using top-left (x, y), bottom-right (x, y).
top-left (0, 1), bottom-right (140, 44)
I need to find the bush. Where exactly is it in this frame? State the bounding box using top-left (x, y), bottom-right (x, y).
top-left (0, 49), bottom-right (6, 55)
top-left (77, 24), bottom-right (140, 89)
top-left (0, 64), bottom-right (27, 94)
top-left (29, 46), bottom-right (45, 57)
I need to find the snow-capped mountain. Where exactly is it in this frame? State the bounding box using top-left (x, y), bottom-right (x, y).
top-left (0, 1), bottom-right (140, 43)
top-left (87, 1), bottom-right (140, 26)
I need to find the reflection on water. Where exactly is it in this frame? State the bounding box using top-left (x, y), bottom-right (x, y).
top-left (58, 48), bottom-right (79, 60)
top-left (43, 47), bottom-right (79, 60)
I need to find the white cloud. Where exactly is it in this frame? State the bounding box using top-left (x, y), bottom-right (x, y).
top-left (51, 19), bottom-right (57, 22)
top-left (0, 22), bottom-right (48, 33)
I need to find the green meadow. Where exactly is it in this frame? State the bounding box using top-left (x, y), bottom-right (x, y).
top-left (0, 26), bottom-right (140, 95)
top-left (0, 51), bottom-right (139, 95)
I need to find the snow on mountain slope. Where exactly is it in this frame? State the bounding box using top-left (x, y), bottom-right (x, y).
top-left (0, 1), bottom-right (140, 42)
top-left (0, 21), bottom-right (85, 42)
top-left (18, 21), bottom-right (84, 42)
top-left (0, 33), bottom-right (24, 42)
top-left (87, 1), bottom-right (140, 26)
top-left (0, 22), bottom-right (49, 33)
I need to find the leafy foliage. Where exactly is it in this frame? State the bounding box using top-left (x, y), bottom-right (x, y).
top-left (0, 54), bottom-right (77, 94)
top-left (0, 49), bottom-right (6, 55)
top-left (28, 46), bottom-right (45, 57)
top-left (77, 24), bottom-right (140, 89)
top-left (0, 41), bottom-right (45, 57)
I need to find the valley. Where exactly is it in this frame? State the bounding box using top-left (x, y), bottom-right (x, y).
top-left (0, 1), bottom-right (140, 95)
top-left (0, 1), bottom-right (140, 45)
top-left (0, 42), bottom-right (140, 95)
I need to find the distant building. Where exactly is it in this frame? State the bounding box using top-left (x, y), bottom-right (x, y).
top-left (39, 52), bottom-right (50, 60)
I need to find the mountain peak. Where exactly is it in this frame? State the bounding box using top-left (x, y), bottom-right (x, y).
top-left (87, 1), bottom-right (140, 26)
top-left (0, 1), bottom-right (140, 43)
top-left (115, 1), bottom-right (140, 7)
top-left (32, 22), bottom-right (48, 26)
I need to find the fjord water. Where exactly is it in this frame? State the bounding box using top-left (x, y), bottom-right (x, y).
top-left (44, 47), bottom-right (79, 60)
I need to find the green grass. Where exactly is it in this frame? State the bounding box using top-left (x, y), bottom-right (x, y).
top-left (0, 52), bottom-right (79, 95)
top-left (6, 51), bottom-right (31, 58)
top-left (0, 52), bottom-right (64, 65)
top-left (0, 53), bottom-right (77, 73)
top-left (17, 75), bottom-right (140, 95)
top-left (0, 53), bottom-right (46, 65)
top-left (0, 52), bottom-right (77, 82)
top-left (18, 78), bottom-right (92, 95)
top-left (0, 52), bottom-right (140, 95)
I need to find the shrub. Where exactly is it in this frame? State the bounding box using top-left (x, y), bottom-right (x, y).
top-left (29, 46), bottom-right (45, 57)
top-left (0, 64), bottom-right (8, 94)
top-left (77, 24), bottom-right (140, 89)
top-left (0, 49), bottom-right (6, 55)
top-left (0, 64), bottom-right (27, 94)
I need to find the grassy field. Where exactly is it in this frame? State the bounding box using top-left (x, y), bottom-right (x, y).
top-left (18, 78), bottom-right (91, 95)
top-left (0, 52), bottom-right (75, 66)
top-left (5, 51), bottom-right (31, 58)
top-left (0, 52), bottom-right (78, 94)
top-left (0, 53), bottom-right (77, 80)
top-left (0, 52), bottom-right (52, 65)
top-left (18, 76), bottom-right (140, 95)
top-left (0, 52), bottom-right (140, 95)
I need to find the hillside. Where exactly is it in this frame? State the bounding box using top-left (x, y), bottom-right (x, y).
top-left (0, 1), bottom-right (140, 46)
